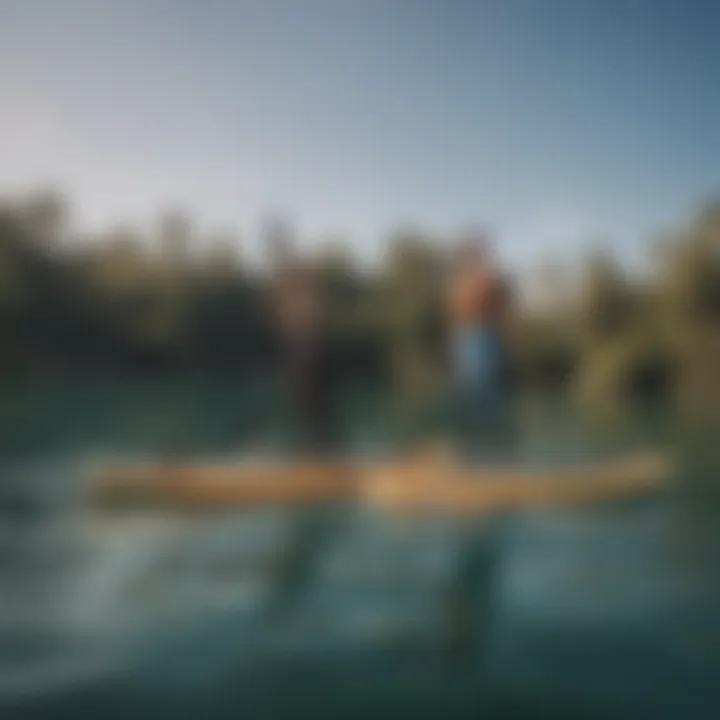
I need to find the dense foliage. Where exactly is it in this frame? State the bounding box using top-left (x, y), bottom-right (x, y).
top-left (1, 191), bottom-right (718, 413)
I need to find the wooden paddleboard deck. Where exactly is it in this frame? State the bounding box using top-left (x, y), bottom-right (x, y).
top-left (89, 451), bottom-right (671, 514)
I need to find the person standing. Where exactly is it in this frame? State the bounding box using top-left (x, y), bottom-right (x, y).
top-left (446, 236), bottom-right (514, 462)
top-left (272, 264), bottom-right (338, 457)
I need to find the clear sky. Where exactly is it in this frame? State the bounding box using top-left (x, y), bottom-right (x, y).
top-left (1, 0), bottom-right (719, 270)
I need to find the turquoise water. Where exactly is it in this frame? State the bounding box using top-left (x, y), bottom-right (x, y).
top-left (0, 381), bottom-right (718, 719)
top-left (0, 377), bottom-right (666, 460)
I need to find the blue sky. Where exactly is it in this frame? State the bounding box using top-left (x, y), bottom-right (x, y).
top-left (1, 0), bottom-right (719, 270)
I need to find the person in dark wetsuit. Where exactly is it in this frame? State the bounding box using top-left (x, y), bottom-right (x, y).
top-left (272, 264), bottom-right (338, 457)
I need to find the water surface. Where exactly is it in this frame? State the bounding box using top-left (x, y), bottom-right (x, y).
top-left (1, 381), bottom-right (717, 719)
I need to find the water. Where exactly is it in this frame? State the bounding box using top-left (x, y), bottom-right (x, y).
top-left (0, 380), bottom-right (718, 719)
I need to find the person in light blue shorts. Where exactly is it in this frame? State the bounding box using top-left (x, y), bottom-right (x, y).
top-left (447, 239), bottom-right (514, 462)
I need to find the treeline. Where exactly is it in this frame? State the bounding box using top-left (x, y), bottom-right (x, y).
top-left (1, 191), bottom-right (719, 412)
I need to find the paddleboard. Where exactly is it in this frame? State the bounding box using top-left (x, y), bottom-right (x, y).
top-left (89, 451), bottom-right (671, 515)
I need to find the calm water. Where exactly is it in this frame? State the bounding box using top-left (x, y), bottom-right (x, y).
top-left (0, 380), bottom-right (718, 719)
